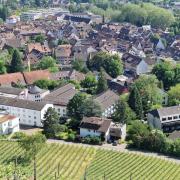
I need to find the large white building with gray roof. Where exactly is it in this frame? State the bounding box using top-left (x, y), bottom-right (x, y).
top-left (147, 106), bottom-right (180, 132)
top-left (0, 96), bottom-right (53, 127)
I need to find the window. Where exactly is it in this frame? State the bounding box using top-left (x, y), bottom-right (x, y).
top-left (28, 115), bottom-right (31, 118)
top-left (168, 117), bottom-right (172, 120)
top-left (58, 109), bottom-right (60, 112)
top-left (173, 116), bottom-right (178, 120)
top-left (162, 118), bottom-right (166, 121)
top-left (88, 129), bottom-right (91, 132)
top-left (34, 116), bottom-right (36, 119)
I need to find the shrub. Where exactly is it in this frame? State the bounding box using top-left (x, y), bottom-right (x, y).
top-left (82, 136), bottom-right (102, 145)
top-left (57, 132), bottom-right (69, 140)
top-left (11, 132), bottom-right (26, 140)
top-left (68, 133), bottom-right (76, 141)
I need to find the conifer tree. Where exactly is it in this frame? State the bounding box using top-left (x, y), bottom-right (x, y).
top-left (10, 49), bottom-right (23, 73)
top-left (128, 85), bottom-right (143, 119)
top-left (97, 68), bottom-right (108, 94)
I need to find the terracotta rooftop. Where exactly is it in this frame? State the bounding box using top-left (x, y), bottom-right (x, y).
top-left (23, 70), bottom-right (51, 84)
top-left (0, 114), bottom-right (16, 124)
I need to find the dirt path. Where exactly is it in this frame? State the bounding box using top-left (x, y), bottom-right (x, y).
top-left (47, 139), bottom-right (180, 164)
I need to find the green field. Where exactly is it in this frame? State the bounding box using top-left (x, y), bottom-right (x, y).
top-left (0, 141), bottom-right (180, 180)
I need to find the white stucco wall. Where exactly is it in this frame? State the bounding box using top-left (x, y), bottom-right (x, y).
top-left (80, 128), bottom-right (101, 138)
top-left (0, 117), bottom-right (19, 135)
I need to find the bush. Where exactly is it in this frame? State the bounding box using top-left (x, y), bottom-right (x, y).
top-left (68, 133), bottom-right (76, 141)
top-left (57, 132), bottom-right (69, 140)
top-left (11, 132), bottom-right (26, 140)
top-left (81, 136), bottom-right (102, 145)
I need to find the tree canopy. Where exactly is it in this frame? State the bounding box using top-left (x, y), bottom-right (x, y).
top-left (168, 84), bottom-right (180, 106)
top-left (87, 52), bottom-right (123, 78)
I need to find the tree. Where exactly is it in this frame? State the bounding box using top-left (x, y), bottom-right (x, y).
top-left (42, 107), bottom-right (60, 138)
top-left (132, 75), bottom-right (162, 114)
top-left (67, 93), bottom-right (87, 120)
top-left (10, 49), bottom-right (23, 73)
top-left (0, 6), bottom-right (8, 21)
top-left (38, 56), bottom-right (58, 72)
top-left (112, 99), bottom-right (136, 124)
top-left (18, 133), bottom-right (46, 180)
top-left (88, 52), bottom-right (123, 78)
top-left (96, 68), bottom-right (108, 94)
top-left (35, 34), bottom-right (45, 43)
top-left (81, 98), bottom-right (102, 117)
top-left (80, 73), bottom-right (97, 94)
top-left (128, 85), bottom-right (143, 119)
top-left (168, 84), bottom-right (180, 106)
top-left (0, 58), bottom-right (6, 74)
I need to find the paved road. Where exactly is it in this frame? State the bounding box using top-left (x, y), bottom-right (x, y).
top-left (47, 139), bottom-right (180, 164)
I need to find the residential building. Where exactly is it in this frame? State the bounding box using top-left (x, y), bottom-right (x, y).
top-left (6, 15), bottom-right (20, 24)
top-left (0, 111), bottom-right (19, 135)
top-left (147, 106), bottom-right (180, 132)
top-left (79, 117), bottom-right (112, 141)
top-left (43, 83), bottom-right (77, 117)
top-left (0, 97), bottom-right (53, 127)
top-left (94, 90), bottom-right (119, 117)
top-left (20, 12), bottom-right (42, 21)
top-left (109, 123), bottom-right (126, 141)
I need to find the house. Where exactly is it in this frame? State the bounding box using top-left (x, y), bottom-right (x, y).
top-left (6, 15), bottom-right (20, 24)
top-left (79, 117), bottom-right (112, 141)
top-left (42, 83), bottom-right (77, 117)
top-left (122, 53), bottom-right (149, 78)
top-left (0, 96), bottom-right (53, 127)
top-left (109, 123), bottom-right (126, 141)
top-left (147, 106), bottom-right (180, 132)
top-left (55, 44), bottom-right (73, 65)
top-left (20, 12), bottom-right (42, 21)
top-left (51, 69), bottom-right (85, 82)
top-left (0, 111), bottom-right (19, 135)
top-left (94, 90), bottom-right (119, 117)
top-left (156, 39), bottom-right (166, 50)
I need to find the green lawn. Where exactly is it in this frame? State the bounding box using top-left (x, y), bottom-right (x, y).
top-left (0, 141), bottom-right (180, 180)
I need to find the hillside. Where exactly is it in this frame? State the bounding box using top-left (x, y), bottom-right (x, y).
top-left (0, 141), bottom-right (180, 179)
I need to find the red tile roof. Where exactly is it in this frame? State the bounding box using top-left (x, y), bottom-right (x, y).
top-left (23, 70), bottom-right (51, 84)
top-left (0, 72), bottom-right (25, 86)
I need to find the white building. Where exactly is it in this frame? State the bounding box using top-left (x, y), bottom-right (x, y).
top-left (0, 111), bottom-right (19, 135)
top-left (80, 117), bottom-right (112, 141)
top-left (20, 12), bottom-right (42, 21)
top-left (0, 97), bottom-right (53, 127)
top-left (95, 90), bottom-right (119, 117)
top-left (6, 15), bottom-right (20, 24)
top-left (147, 106), bottom-right (180, 132)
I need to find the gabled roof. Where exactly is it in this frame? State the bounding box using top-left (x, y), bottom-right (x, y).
top-left (0, 72), bottom-right (25, 86)
top-left (43, 83), bottom-right (77, 106)
top-left (0, 96), bottom-right (47, 111)
top-left (95, 90), bottom-right (119, 111)
top-left (80, 116), bottom-right (112, 133)
top-left (149, 106), bottom-right (180, 118)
